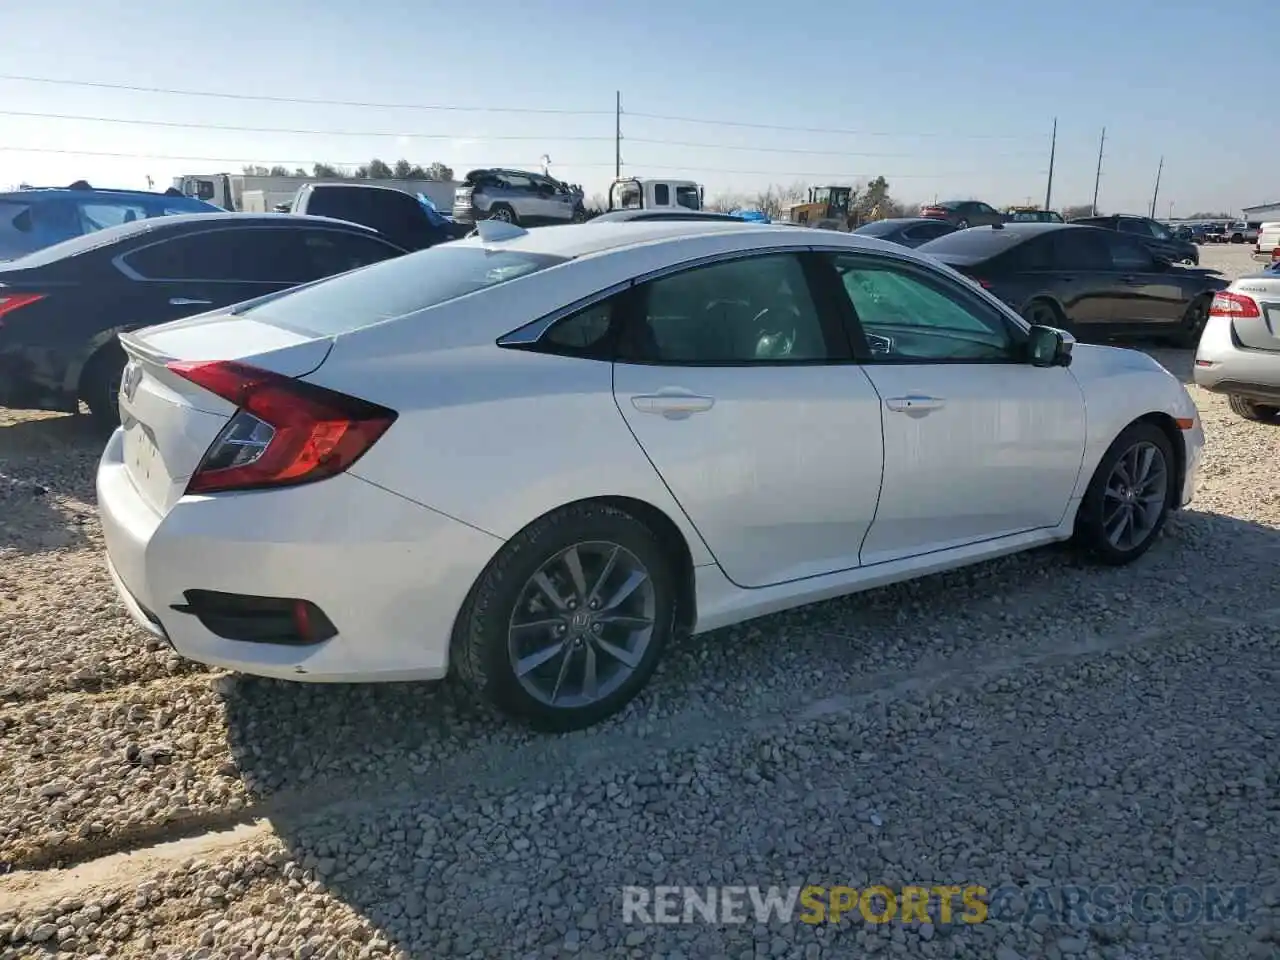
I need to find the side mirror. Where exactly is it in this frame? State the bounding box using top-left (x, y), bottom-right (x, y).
top-left (1027, 324), bottom-right (1074, 368)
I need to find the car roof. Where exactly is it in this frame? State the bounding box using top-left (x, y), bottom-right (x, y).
top-left (589, 210), bottom-right (746, 223)
top-left (0, 187), bottom-right (208, 202)
top-left (301, 181), bottom-right (413, 193)
top-left (857, 217), bottom-right (946, 228)
top-left (0, 212), bottom-right (385, 270)
top-left (454, 220), bottom-right (821, 260)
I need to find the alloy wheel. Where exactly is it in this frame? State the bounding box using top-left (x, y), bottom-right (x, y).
top-left (507, 541), bottom-right (657, 709)
top-left (1102, 441), bottom-right (1168, 551)
top-left (491, 207), bottom-right (514, 223)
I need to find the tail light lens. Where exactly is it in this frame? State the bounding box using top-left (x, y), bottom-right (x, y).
top-left (1271, 247), bottom-right (1280, 262)
top-left (0, 292), bottom-right (45, 328)
top-left (1208, 292), bottom-right (1261, 319)
top-left (167, 359), bottom-right (396, 494)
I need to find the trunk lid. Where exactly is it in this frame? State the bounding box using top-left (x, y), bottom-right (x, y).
top-left (116, 310), bottom-right (333, 514)
top-left (1226, 278), bottom-right (1280, 353)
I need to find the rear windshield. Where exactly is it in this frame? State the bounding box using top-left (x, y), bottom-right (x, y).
top-left (915, 226), bottom-right (1030, 259)
top-left (241, 244), bottom-right (567, 336)
top-left (853, 220), bottom-right (904, 237)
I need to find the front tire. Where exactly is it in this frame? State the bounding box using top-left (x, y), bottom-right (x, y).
top-left (451, 502), bottom-right (676, 731)
top-left (955, 218), bottom-right (970, 229)
top-left (1227, 395), bottom-right (1280, 423)
top-left (80, 343), bottom-right (127, 433)
top-left (1073, 422), bottom-right (1175, 566)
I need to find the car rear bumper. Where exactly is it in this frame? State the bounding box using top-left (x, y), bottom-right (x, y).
top-left (1193, 317), bottom-right (1280, 402)
top-left (97, 428), bottom-right (505, 683)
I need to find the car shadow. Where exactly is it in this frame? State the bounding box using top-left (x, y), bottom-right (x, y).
top-left (1131, 342), bottom-right (1195, 384)
top-left (217, 508), bottom-right (1280, 957)
top-left (0, 410), bottom-right (103, 553)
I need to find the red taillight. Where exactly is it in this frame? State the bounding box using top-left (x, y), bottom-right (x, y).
top-left (1208, 292), bottom-right (1261, 319)
top-left (1272, 247), bottom-right (1280, 262)
top-left (0, 292), bottom-right (45, 328)
top-left (167, 359), bottom-right (397, 494)
top-left (972, 277), bottom-right (993, 289)
top-left (921, 207), bottom-right (945, 218)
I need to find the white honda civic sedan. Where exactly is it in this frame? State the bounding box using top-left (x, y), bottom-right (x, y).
top-left (97, 219), bottom-right (1204, 730)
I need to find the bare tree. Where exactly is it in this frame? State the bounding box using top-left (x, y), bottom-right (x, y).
top-left (706, 193), bottom-right (747, 213)
top-left (1061, 204), bottom-right (1095, 220)
top-left (312, 163), bottom-right (342, 178)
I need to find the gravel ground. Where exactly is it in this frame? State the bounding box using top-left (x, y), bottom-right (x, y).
top-left (0, 243), bottom-right (1276, 959)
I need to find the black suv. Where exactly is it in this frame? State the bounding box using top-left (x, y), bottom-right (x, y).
top-left (1067, 214), bottom-right (1199, 265)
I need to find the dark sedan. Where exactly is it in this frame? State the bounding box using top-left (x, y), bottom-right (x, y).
top-left (915, 222), bottom-right (1228, 347)
top-left (0, 213), bottom-right (407, 427)
top-left (852, 217), bottom-right (957, 248)
top-left (918, 199), bottom-right (1006, 229)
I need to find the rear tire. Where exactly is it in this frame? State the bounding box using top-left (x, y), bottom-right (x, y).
top-left (956, 218), bottom-right (970, 229)
top-left (451, 501), bottom-right (676, 732)
top-left (80, 343), bottom-right (127, 433)
top-left (1227, 395), bottom-right (1280, 423)
top-left (1072, 422), bottom-right (1175, 566)
top-left (488, 203), bottom-right (518, 225)
top-left (1170, 294), bottom-right (1210, 348)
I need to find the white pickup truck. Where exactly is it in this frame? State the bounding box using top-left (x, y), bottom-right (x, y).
top-left (608, 177), bottom-right (704, 212)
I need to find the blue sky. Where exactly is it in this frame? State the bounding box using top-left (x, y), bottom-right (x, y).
top-left (1, 0), bottom-right (1272, 215)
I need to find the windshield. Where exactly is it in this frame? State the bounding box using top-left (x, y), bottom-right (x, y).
top-left (241, 244), bottom-right (567, 336)
top-left (675, 185), bottom-right (701, 210)
top-left (610, 181), bottom-right (642, 210)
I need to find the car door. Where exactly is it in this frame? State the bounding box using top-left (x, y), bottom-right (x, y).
top-left (1100, 232), bottom-right (1183, 325)
top-left (118, 226), bottom-right (315, 327)
top-left (971, 201), bottom-right (1004, 226)
top-left (1039, 228), bottom-right (1117, 328)
top-left (823, 250), bottom-right (1086, 566)
top-left (611, 250), bottom-right (886, 589)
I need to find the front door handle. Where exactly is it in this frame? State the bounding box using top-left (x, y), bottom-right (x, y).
top-left (884, 395), bottom-right (946, 415)
top-left (169, 297), bottom-right (212, 306)
top-left (631, 393), bottom-right (716, 419)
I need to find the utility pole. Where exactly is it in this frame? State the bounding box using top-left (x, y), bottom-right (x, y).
top-left (1044, 117), bottom-right (1057, 212)
top-left (1149, 156), bottom-right (1164, 219)
top-left (1091, 127), bottom-right (1106, 216)
top-left (614, 91), bottom-right (622, 180)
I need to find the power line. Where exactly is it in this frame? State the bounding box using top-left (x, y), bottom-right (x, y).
top-left (0, 146), bottom-right (576, 168)
top-left (0, 73), bottom-right (611, 116)
top-left (0, 72), bottom-right (1043, 142)
top-left (0, 109), bottom-right (1042, 160)
top-left (0, 146), bottom-right (999, 180)
top-left (0, 109), bottom-right (613, 142)
top-left (625, 110), bottom-right (1040, 141)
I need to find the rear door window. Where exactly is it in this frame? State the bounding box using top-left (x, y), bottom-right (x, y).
top-left (242, 244), bottom-right (567, 336)
top-left (125, 227), bottom-right (314, 283)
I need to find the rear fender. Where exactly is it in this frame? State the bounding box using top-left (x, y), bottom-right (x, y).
top-left (63, 324), bottom-right (134, 397)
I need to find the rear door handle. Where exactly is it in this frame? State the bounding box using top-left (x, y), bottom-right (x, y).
top-left (169, 297), bottom-right (212, 306)
top-left (884, 395), bottom-right (946, 415)
top-left (631, 393), bottom-right (716, 419)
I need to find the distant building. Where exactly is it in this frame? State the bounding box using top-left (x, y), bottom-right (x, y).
top-left (1242, 200), bottom-right (1280, 220)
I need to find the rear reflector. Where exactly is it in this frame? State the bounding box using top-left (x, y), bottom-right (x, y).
top-left (0, 292), bottom-right (44, 327)
top-left (168, 359), bottom-right (396, 494)
top-left (1208, 292), bottom-right (1261, 319)
top-left (1174, 417), bottom-right (1195, 430)
top-left (171, 590), bottom-right (337, 645)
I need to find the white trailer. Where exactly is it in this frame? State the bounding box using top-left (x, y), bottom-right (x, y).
top-left (173, 173), bottom-right (460, 213)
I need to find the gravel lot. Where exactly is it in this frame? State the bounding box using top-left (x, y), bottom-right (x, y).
top-left (0, 244), bottom-right (1276, 959)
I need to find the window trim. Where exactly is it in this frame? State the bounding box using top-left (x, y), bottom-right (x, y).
top-left (115, 224), bottom-right (397, 284)
top-left (815, 250), bottom-right (1033, 366)
top-left (498, 247), bottom-right (858, 367)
